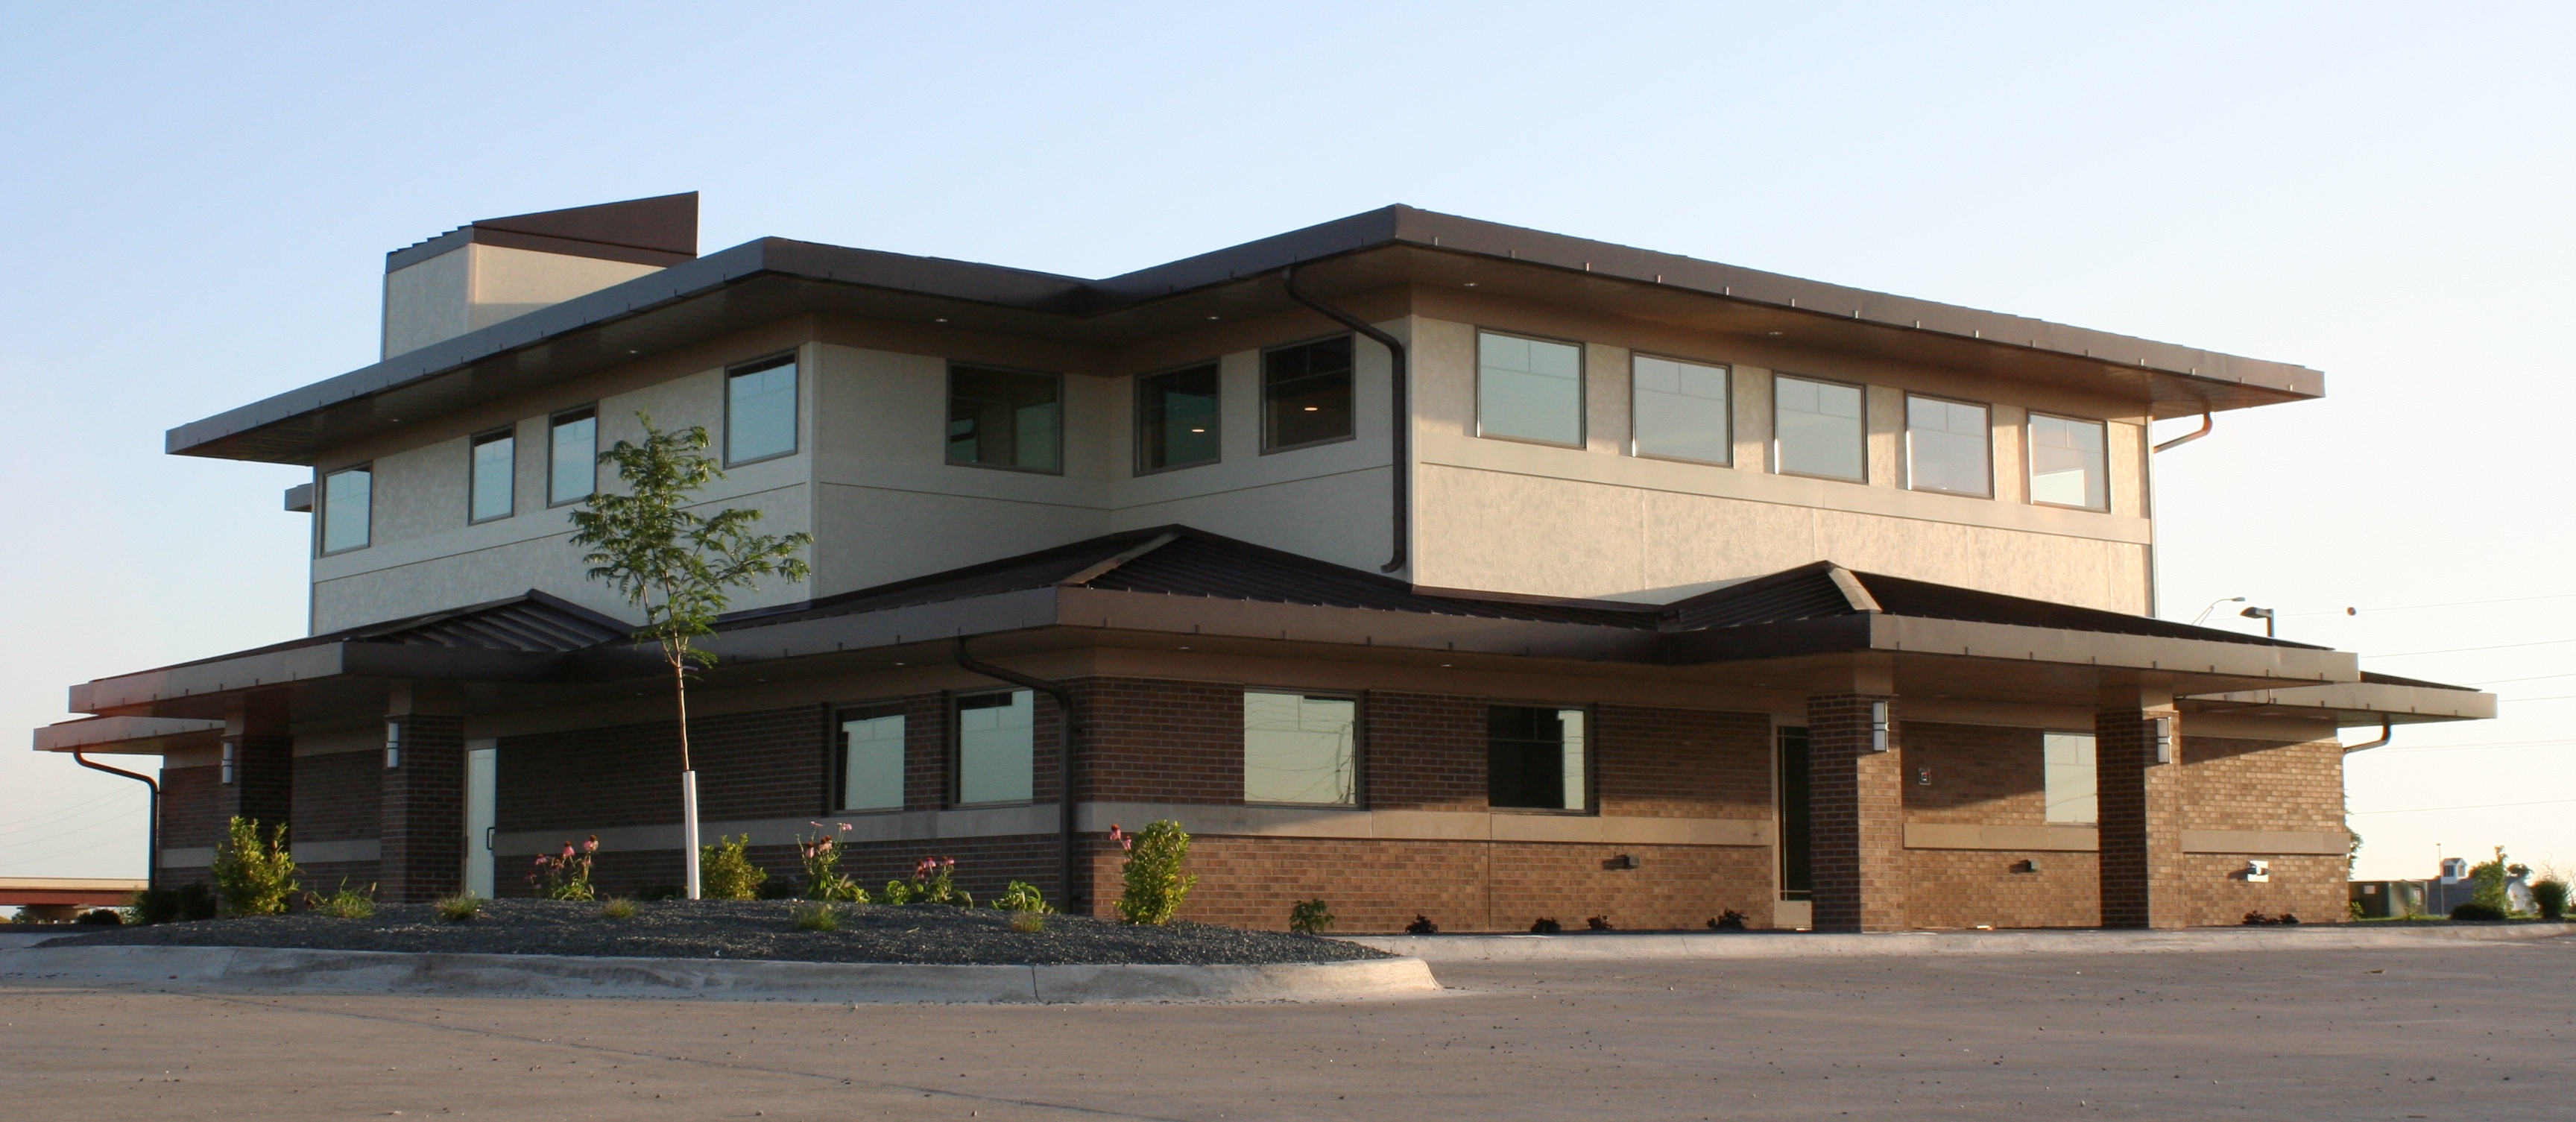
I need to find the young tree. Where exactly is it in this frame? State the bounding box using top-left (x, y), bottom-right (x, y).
top-left (570, 413), bottom-right (811, 900)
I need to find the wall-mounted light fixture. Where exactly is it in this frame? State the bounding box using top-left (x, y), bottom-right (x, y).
top-left (1604, 854), bottom-right (1641, 871)
top-left (221, 743), bottom-right (236, 785)
top-left (385, 720), bottom-right (402, 769)
top-left (1916, 767), bottom-right (1932, 787)
top-left (1870, 701), bottom-right (1891, 752)
top-left (2010, 858), bottom-right (2039, 874)
top-left (2153, 716), bottom-right (2176, 765)
top-left (2244, 859), bottom-right (2271, 883)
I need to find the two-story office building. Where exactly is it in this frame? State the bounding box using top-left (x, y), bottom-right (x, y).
top-left (36, 193), bottom-right (2494, 931)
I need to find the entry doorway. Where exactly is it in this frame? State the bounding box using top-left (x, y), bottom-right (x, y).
top-left (463, 742), bottom-right (496, 898)
top-left (1775, 726), bottom-right (1813, 930)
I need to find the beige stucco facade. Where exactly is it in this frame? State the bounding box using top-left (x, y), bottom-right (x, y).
top-left (381, 242), bottom-right (664, 360)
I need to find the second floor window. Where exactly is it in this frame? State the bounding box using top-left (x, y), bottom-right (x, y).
top-left (839, 705), bottom-right (906, 813)
top-left (726, 356), bottom-right (798, 464)
top-left (1489, 705), bottom-right (1587, 812)
top-left (1262, 336), bottom-right (1353, 451)
top-left (2029, 413), bottom-right (2109, 511)
top-left (1904, 395), bottom-right (1990, 497)
top-left (1478, 330), bottom-right (1584, 447)
top-left (469, 429), bottom-right (515, 522)
top-left (549, 408), bottom-right (596, 505)
top-left (948, 365), bottom-right (1062, 473)
top-left (956, 690), bottom-right (1035, 804)
top-left (1632, 354), bottom-right (1731, 464)
top-left (1773, 374), bottom-right (1865, 482)
top-left (2043, 731), bottom-right (2098, 824)
top-left (1243, 691), bottom-right (1357, 806)
top-left (320, 465), bottom-right (371, 555)
top-left (1137, 362), bottom-right (1220, 473)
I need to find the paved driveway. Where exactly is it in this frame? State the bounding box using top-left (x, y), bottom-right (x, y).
top-left (4, 939), bottom-right (2569, 1120)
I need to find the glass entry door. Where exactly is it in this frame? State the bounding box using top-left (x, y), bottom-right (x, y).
top-left (463, 743), bottom-right (496, 898)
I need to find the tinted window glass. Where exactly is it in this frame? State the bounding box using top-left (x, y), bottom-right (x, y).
top-left (1478, 332), bottom-right (1583, 446)
top-left (2029, 413), bottom-right (2109, 510)
top-left (2044, 731), bottom-right (2098, 824)
top-left (956, 690), bottom-right (1034, 804)
top-left (1243, 692), bottom-right (1357, 805)
top-left (1904, 396), bottom-right (1990, 497)
top-left (726, 357), bottom-right (798, 464)
top-left (321, 466), bottom-right (370, 554)
top-left (470, 430), bottom-right (514, 522)
top-left (948, 365), bottom-right (1062, 472)
top-left (1137, 363), bottom-right (1220, 472)
top-left (839, 707), bottom-right (906, 812)
top-left (549, 409), bottom-right (596, 505)
top-left (1488, 705), bottom-right (1586, 811)
top-left (1773, 375), bottom-right (1865, 480)
top-left (1263, 337), bottom-right (1354, 450)
top-left (1632, 355), bottom-right (1731, 464)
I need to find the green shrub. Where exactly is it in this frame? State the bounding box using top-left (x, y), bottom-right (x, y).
top-left (599, 897), bottom-right (637, 920)
top-left (790, 901), bottom-right (840, 932)
top-left (130, 883), bottom-right (218, 925)
top-left (2467, 847), bottom-right (2518, 915)
top-left (306, 880), bottom-right (376, 919)
top-left (1111, 820), bottom-right (1197, 926)
top-left (2347, 900), bottom-right (2367, 921)
top-left (75, 908), bottom-right (123, 925)
top-left (1289, 898), bottom-right (1335, 935)
top-left (883, 857), bottom-right (971, 907)
top-left (527, 836), bottom-right (600, 901)
top-left (209, 816), bottom-right (299, 916)
top-left (991, 880), bottom-right (1050, 915)
top-left (700, 834), bottom-right (766, 901)
top-left (434, 893), bottom-right (483, 923)
top-left (797, 823), bottom-right (865, 901)
top-left (2450, 901), bottom-right (2507, 921)
top-left (2531, 879), bottom-right (2569, 921)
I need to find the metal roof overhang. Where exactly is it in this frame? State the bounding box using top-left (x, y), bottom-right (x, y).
top-left (2184, 680), bottom-right (2496, 727)
top-left (170, 207), bottom-right (2325, 464)
top-left (31, 716), bottom-right (224, 756)
top-left (68, 643), bottom-right (602, 719)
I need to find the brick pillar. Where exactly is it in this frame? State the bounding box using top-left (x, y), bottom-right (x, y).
top-left (1808, 691), bottom-right (1906, 933)
top-left (218, 692), bottom-right (292, 831)
top-left (381, 686), bottom-right (467, 903)
top-left (2097, 684), bottom-right (2185, 929)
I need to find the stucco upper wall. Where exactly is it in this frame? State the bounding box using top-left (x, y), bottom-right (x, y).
top-left (1404, 294), bottom-right (2156, 611)
top-left (381, 244), bottom-right (663, 360)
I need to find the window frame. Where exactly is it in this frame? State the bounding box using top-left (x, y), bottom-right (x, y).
top-left (1474, 327), bottom-right (1588, 450)
top-left (945, 362), bottom-right (1067, 475)
top-left (1258, 333), bottom-right (1359, 456)
top-left (318, 464), bottom-right (373, 556)
top-left (1483, 701), bottom-right (1596, 815)
top-left (950, 687), bottom-right (1038, 807)
top-left (1769, 371), bottom-right (1869, 483)
top-left (833, 701), bottom-right (909, 815)
top-left (1240, 687), bottom-right (1364, 808)
top-left (723, 353), bottom-right (801, 467)
top-left (1132, 359), bottom-right (1224, 476)
top-left (467, 426), bottom-right (517, 525)
top-left (2042, 729), bottom-right (2100, 825)
top-left (1900, 392), bottom-right (1994, 499)
top-left (2026, 411), bottom-right (2112, 512)
top-left (1627, 351), bottom-right (1734, 466)
top-left (546, 405), bottom-right (599, 508)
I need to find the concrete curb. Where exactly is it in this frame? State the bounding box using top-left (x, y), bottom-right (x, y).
top-left (1342, 922), bottom-right (2576, 962)
top-left (0, 945), bottom-right (1442, 1003)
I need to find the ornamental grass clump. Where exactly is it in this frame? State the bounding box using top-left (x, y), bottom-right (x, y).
top-left (797, 822), bottom-right (865, 902)
top-left (699, 834), bottom-right (767, 901)
top-left (599, 897), bottom-right (637, 920)
top-left (434, 893), bottom-right (483, 923)
top-left (992, 880), bottom-right (1051, 933)
top-left (306, 880), bottom-right (376, 919)
top-left (1109, 821), bottom-right (1196, 926)
top-left (790, 901), bottom-right (841, 932)
top-left (528, 836), bottom-right (601, 901)
top-left (209, 816), bottom-right (299, 916)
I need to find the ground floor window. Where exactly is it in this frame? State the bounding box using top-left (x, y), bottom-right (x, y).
top-left (1243, 691), bottom-right (1356, 806)
top-left (2044, 731), bottom-right (2098, 823)
top-left (838, 705), bottom-right (906, 812)
top-left (1488, 705), bottom-right (1586, 811)
top-left (956, 690), bottom-right (1035, 804)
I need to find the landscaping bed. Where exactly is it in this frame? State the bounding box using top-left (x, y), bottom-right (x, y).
top-left (31, 899), bottom-right (1385, 967)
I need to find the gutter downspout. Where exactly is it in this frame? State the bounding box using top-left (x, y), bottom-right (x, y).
top-left (1281, 266), bottom-right (1408, 575)
top-left (2152, 409), bottom-right (2213, 453)
top-left (954, 637), bottom-right (1081, 910)
top-left (2342, 717), bottom-right (2394, 753)
top-left (75, 753), bottom-right (160, 892)
top-left (2143, 409), bottom-right (2212, 618)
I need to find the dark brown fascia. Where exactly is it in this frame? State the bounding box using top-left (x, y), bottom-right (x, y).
top-left (2185, 680), bottom-right (2496, 725)
top-left (69, 643), bottom-right (581, 716)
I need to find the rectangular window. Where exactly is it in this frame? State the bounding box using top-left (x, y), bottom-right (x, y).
top-left (320, 465), bottom-right (371, 555)
top-left (838, 705), bottom-right (906, 813)
top-left (1136, 362), bottom-right (1221, 473)
top-left (1243, 692), bottom-right (1357, 806)
top-left (2028, 413), bottom-right (2109, 511)
top-left (468, 429), bottom-right (515, 523)
top-left (948, 365), bottom-right (1063, 472)
top-left (1772, 374), bottom-right (1866, 481)
top-left (2043, 731), bottom-right (2098, 824)
top-left (549, 408), bottom-right (596, 505)
top-left (1477, 330), bottom-right (1584, 446)
top-left (1631, 354), bottom-right (1731, 464)
top-left (1261, 336), bottom-right (1354, 451)
top-left (725, 356), bottom-right (799, 464)
top-left (956, 690), bottom-right (1035, 804)
top-left (1488, 705), bottom-right (1586, 811)
top-left (1904, 395), bottom-right (1991, 497)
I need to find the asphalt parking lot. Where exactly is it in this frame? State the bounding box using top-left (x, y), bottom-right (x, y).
top-left (4, 939), bottom-right (2569, 1121)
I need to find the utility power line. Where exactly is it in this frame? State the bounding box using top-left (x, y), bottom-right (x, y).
top-left (2350, 796), bottom-right (2576, 815)
top-left (2371, 637), bottom-right (2576, 658)
top-left (2286, 592), bottom-right (2576, 618)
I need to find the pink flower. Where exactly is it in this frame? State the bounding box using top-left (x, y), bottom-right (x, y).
top-left (582, 836), bottom-right (599, 853)
top-left (837, 822), bottom-right (851, 833)
top-left (818, 839), bottom-right (833, 853)
top-left (561, 844), bottom-right (575, 859)
top-left (533, 856), bottom-right (549, 867)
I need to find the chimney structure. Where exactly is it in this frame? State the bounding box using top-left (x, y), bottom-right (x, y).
top-left (380, 192), bottom-right (698, 359)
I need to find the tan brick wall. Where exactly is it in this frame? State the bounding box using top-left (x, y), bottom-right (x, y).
top-left (1901, 722), bottom-right (2045, 825)
top-left (2179, 735), bottom-right (2348, 925)
top-left (1904, 850), bottom-right (2101, 929)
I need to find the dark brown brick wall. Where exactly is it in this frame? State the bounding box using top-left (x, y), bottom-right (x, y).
top-left (1359, 692), bottom-right (1486, 811)
top-left (1808, 694), bottom-right (1904, 933)
top-left (297, 860), bottom-right (383, 896)
top-left (291, 751), bottom-right (380, 843)
top-left (382, 714), bottom-right (464, 904)
top-left (2097, 709), bottom-right (2185, 929)
top-left (497, 705), bottom-right (833, 832)
top-left (1594, 705), bottom-right (1773, 819)
top-left (1070, 678), bottom-right (1243, 804)
top-left (218, 734), bottom-right (293, 829)
top-left (160, 764), bottom-right (224, 849)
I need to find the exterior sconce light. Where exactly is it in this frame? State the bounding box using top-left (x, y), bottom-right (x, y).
top-left (1604, 854), bottom-right (1641, 871)
top-left (385, 720), bottom-right (402, 769)
top-left (2153, 716), bottom-right (2175, 765)
top-left (221, 743), bottom-right (236, 785)
top-left (1916, 767), bottom-right (1932, 787)
top-left (2244, 859), bottom-right (2271, 883)
top-left (2010, 858), bottom-right (2039, 874)
top-left (1869, 701), bottom-right (1890, 752)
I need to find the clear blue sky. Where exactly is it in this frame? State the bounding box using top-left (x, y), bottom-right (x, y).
top-left (2, 4), bottom-right (2568, 884)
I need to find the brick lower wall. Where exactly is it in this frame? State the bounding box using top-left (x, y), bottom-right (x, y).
top-left (160, 765), bottom-right (224, 850)
top-left (1904, 850), bottom-right (2101, 928)
top-left (497, 705), bottom-right (833, 832)
top-left (2180, 735), bottom-right (2347, 925)
top-left (292, 751), bottom-right (381, 843)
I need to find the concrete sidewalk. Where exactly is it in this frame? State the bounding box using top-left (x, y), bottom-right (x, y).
top-left (1344, 921), bottom-right (2573, 961)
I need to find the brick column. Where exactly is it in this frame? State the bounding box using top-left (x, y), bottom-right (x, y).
top-left (381, 687), bottom-right (467, 904)
top-left (218, 692), bottom-right (293, 831)
top-left (2097, 685), bottom-right (2185, 929)
top-left (1808, 692), bottom-right (1906, 933)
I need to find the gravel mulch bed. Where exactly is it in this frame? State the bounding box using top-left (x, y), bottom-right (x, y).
top-left (30, 899), bottom-right (1385, 966)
